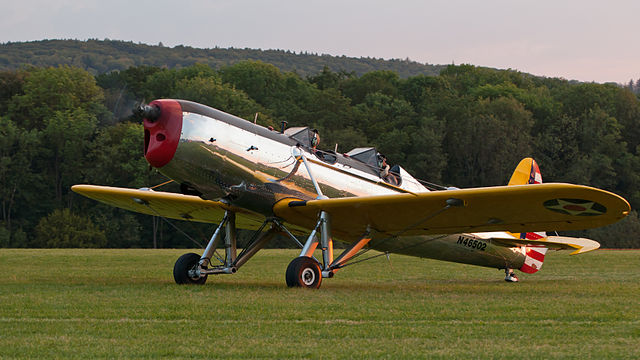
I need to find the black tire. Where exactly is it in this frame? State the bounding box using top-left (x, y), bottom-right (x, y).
top-left (285, 256), bottom-right (322, 289)
top-left (173, 253), bottom-right (207, 285)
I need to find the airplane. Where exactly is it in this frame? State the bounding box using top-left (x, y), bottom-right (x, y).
top-left (72, 99), bottom-right (631, 288)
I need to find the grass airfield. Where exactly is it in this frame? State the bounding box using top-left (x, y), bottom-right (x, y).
top-left (0, 249), bottom-right (638, 359)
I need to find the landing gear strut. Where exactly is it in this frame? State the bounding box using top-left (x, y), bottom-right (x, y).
top-left (282, 210), bottom-right (372, 289)
top-left (172, 208), bottom-right (370, 289)
top-left (173, 210), bottom-right (277, 285)
top-left (281, 150), bottom-right (373, 289)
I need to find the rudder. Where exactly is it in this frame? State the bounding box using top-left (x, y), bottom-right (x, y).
top-left (508, 157), bottom-right (546, 274)
top-left (508, 157), bottom-right (542, 186)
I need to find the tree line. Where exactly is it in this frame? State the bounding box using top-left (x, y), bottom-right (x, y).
top-left (0, 39), bottom-right (445, 79)
top-left (1, 62), bottom-right (640, 248)
top-left (626, 79), bottom-right (640, 95)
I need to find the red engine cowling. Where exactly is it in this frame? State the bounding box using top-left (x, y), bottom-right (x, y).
top-left (143, 99), bottom-right (183, 168)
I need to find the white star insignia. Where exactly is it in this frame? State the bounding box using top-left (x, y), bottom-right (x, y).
top-left (545, 199), bottom-right (604, 216)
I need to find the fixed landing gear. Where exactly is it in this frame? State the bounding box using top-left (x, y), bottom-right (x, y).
top-left (174, 252), bottom-right (208, 284)
top-left (504, 268), bottom-right (519, 282)
top-left (171, 207), bottom-right (369, 289)
top-left (173, 211), bottom-right (276, 285)
top-left (285, 256), bottom-right (322, 288)
top-left (282, 210), bottom-right (372, 289)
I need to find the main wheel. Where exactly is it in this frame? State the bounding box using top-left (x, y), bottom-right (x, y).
top-left (285, 256), bottom-right (322, 288)
top-left (173, 253), bottom-right (207, 285)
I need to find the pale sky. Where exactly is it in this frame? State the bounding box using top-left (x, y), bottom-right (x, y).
top-left (1, 0), bottom-right (638, 83)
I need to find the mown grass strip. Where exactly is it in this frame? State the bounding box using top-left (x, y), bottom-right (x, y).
top-left (0, 249), bottom-right (638, 359)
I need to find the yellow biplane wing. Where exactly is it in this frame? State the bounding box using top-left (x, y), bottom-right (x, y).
top-left (71, 185), bottom-right (265, 230)
top-left (273, 183), bottom-right (630, 238)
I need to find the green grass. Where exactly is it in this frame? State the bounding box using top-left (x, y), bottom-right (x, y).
top-left (0, 249), bottom-right (638, 359)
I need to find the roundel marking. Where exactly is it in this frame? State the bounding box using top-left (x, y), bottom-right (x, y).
top-left (543, 198), bottom-right (607, 216)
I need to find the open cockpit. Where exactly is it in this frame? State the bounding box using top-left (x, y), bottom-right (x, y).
top-left (282, 127), bottom-right (428, 192)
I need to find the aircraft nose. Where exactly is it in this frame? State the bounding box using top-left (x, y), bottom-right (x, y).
top-left (143, 99), bottom-right (183, 168)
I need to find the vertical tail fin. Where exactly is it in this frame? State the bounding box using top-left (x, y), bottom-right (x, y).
top-left (508, 157), bottom-right (542, 186)
top-left (508, 158), bottom-right (547, 274)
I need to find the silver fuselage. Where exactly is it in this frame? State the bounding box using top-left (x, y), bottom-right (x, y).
top-left (156, 100), bottom-right (527, 270)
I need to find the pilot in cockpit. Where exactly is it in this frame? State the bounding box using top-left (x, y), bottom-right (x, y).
top-left (377, 154), bottom-right (399, 185)
top-left (311, 129), bottom-right (320, 152)
top-left (377, 154), bottom-right (390, 178)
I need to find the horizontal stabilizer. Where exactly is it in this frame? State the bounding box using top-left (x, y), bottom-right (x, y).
top-left (488, 236), bottom-right (600, 255)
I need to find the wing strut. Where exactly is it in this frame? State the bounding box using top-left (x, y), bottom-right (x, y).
top-left (293, 146), bottom-right (328, 200)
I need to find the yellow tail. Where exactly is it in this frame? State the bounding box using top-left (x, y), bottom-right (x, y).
top-left (508, 158), bottom-right (547, 274)
top-left (508, 157), bottom-right (542, 185)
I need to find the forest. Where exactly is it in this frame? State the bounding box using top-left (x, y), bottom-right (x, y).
top-left (1, 60), bottom-right (640, 248)
top-left (0, 39), bottom-right (445, 78)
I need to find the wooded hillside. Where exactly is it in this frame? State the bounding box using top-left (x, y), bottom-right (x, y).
top-left (0, 39), bottom-right (445, 78)
top-left (1, 59), bottom-right (639, 248)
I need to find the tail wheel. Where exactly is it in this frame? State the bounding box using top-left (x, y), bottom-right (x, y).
top-left (173, 253), bottom-right (207, 285)
top-left (286, 256), bottom-right (322, 289)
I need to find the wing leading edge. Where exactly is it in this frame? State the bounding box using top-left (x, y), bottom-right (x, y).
top-left (273, 183), bottom-right (630, 238)
top-left (71, 185), bottom-right (265, 230)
